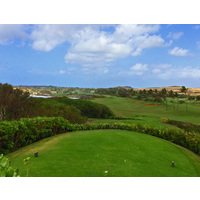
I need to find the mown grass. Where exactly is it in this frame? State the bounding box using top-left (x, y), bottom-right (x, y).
top-left (8, 129), bottom-right (200, 177)
top-left (90, 96), bottom-right (200, 128)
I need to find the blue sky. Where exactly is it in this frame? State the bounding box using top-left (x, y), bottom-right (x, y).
top-left (0, 24), bottom-right (200, 88)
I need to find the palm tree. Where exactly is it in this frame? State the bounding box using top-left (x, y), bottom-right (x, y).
top-left (168, 90), bottom-right (175, 110)
top-left (159, 88), bottom-right (168, 111)
top-left (180, 86), bottom-right (188, 110)
top-left (174, 92), bottom-right (179, 111)
top-left (147, 89), bottom-right (153, 101)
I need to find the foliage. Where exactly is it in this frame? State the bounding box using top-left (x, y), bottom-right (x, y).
top-left (54, 97), bottom-right (114, 119)
top-left (179, 100), bottom-right (185, 104)
top-left (0, 117), bottom-right (71, 154)
top-left (188, 96), bottom-right (195, 100)
top-left (164, 119), bottom-right (200, 134)
top-left (24, 157), bottom-right (31, 177)
top-left (25, 98), bottom-right (87, 124)
top-left (0, 154), bottom-right (19, 177)
top-left (196, 96), bottom-right (200, 101)
top-left (0, 83), bottom-right (30, 121)
top-left (1, 115), bottom-right (200, 157)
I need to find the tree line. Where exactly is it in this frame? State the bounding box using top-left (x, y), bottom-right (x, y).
top-left (0, 83), bottom-right (114, 122)
top-left (95, 86), bottom-right (200, 111)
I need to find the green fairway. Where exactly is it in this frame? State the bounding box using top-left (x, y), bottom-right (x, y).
top-left (7, 129), bottom-right (200, 177)
top-left (90, 96), bottom-right (200, 128)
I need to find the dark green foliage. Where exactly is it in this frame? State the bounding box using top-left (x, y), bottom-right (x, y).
top-left (25, 98), bottom-right (86, 124)
top-left (54, 97), bottom-right (114, 118)
top-left (196, 96), bottom-right (200, 101)
top-left (165, 119), bottom-right (200, 134)
top-left (179, 100), bottom-right (185, 104)
top-left (188, 96), bottom-right (195, 100)
top-left (0, 83), bottom-right (30, 121)
top-left (137, 95), bottom-right (143, 100)
top-left (0, 117), bottom-right (71, 154)
top-left (95, 87), bottom-right (134, 97)
top-left (0, 154), bottom-right (19, 177)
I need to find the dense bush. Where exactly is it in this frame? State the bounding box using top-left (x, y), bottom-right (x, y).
top-left (25, 98), bottom-right (86, 124)
top-left (179, 100), bottom-right (185, 104)
top-left (0, 83), bottom-right (30, 121)
top-left (54, 97), bottom-right (114, 118)
top-left (196, 96), bottom-right (200, 101)
top-left (1, 117), bottom-right (200, 157)
top-left (188, 96), bottom-right (195, 100)
top-left (165, 119), bottom-right (200, 134)
top-left (0, 117), bottom-right (71, 154)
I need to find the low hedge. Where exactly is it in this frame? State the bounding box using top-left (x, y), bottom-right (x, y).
top-left (0, 117), bottom-right (71, 154)
top-left (1, 117), bottom-right (200, 156)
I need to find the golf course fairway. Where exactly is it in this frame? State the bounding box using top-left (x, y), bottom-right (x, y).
top-left (7, 129), bottom-right (200, 177)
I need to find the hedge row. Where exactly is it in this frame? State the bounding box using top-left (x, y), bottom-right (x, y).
top-left (1, 117), bottom-right (200, 156)
top-left (0, 117), bottom-right (71, 154)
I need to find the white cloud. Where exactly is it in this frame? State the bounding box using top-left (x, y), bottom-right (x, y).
top-left (167, 32), bottom-right (183, 39)
top-left (0, 24), bottom-right (170, 67)
top-left (151, 65), bottom-right (200, 80)
top-left (65, 24), bottom-right (168, 66)
top-left (0, 24), bottom-right (27, 45)
top-left (131, 63), bottom-right (148, 71)
top-left (194, 25), bottom-right (200, 30)
top-left (59, 70), bottom-right (66, 74)
top-left (169, 46), bottom-right (190, 56)
top-left (129, 63), bottom-right (148, 75)
top-left (30, 24), bottom-right (87, 51)
top-left (113, 24), bottom-right (160, 42)
top-left (152, 64), bottom-right (171, 74)
top-left (65, 27), bottom-right (133, 66)
top-left (196, 41), bottom-right (200, 49)
top-left (178, 67), bottom-right (200, 78)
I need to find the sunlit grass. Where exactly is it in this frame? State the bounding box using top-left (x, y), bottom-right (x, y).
top-left (8, 130), bottom-right (200, 177)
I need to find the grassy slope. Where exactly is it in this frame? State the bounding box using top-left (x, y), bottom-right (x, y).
top-left (8, 130), bottom-right (200, 177)
top-left (90, 96), bottom-right (200, 128)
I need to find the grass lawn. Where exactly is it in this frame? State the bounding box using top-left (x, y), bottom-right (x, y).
top-left (90, 96), bottom-right (200, 128)
top-left (7, 129), bottom-right (200, 177)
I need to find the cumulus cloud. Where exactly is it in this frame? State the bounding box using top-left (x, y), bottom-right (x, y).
top-left (129, 63), bottom-right (148, 75)
top-left (151, 65), bottom-right (200, 80)
top-left (30, 24), bottom-right (87, 51)
top-left (169, 46), bottom-right (190, 56)
top-left (167, 32), bottom-right (183, 39)
top-left (65, 24), bottom-right (168, 66)
top-left (193, 25), bottom-right (200, 30)
top-left (196, 41), bottom-right (200, 49)
top-left (0, 24), bottom-right (170, 67)
top-left (0, 24), bottom-right (27, 45)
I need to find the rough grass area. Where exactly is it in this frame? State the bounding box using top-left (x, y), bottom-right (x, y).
top-left (8, 130), bottom-right (200, 177)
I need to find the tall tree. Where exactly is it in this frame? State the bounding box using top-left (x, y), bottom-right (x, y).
top-left (168, 90), bottom-right (175, 110)
top-left (174, 92), bottom-right (179, 111)
top-left (159, 88), bottom-right (168, 111)
top-left (180, 86), bottom-right (188, 110)
top-left (0, 83), bottom-right (30, 120)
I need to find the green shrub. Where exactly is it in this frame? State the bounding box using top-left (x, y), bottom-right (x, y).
top-left (26, 98), bottom-right (87, 124)
top-left (0, 154), bottom-right (19, 177)
top-left (0, 117), bottom-right (71, 154)
top-left (54, 97), bottom-right (114, 118)
top-left (179, 100), bottom-right (185, 104)
top-left (1, 117), bottom-right (200, 157)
